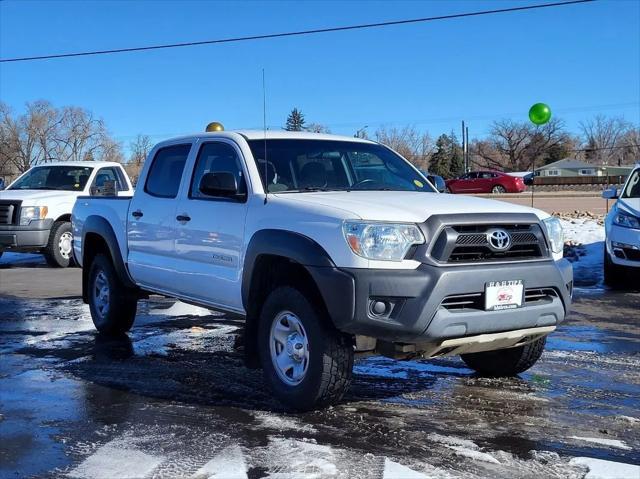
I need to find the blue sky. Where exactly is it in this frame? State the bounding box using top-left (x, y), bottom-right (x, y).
top-left (1, 0), bottom-right (638, 152)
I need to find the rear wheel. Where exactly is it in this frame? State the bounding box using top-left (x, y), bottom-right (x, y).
top-left (88, 254), bottom-right (137, 335)
top-left (258, 286), bottom-right (353, 410)
top-left (445, 187), bottom-right (452, 194)
top-left (44, 221), bottom-right (74, 267)
top-left (461, 336), bottom-right (546, 376)
top-left (491, 185), bottom-right (506, 194)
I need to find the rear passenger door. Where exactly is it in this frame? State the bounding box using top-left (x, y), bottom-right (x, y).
top-left (173, 140), bottom-right (250, 311)
top-left (127, 143), bottom-right (192, 291)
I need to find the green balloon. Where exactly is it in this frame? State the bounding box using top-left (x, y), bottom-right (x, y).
top-left (529, 103), bottom-right (552, 125)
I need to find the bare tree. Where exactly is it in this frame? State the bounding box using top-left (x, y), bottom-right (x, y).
top-left (472, 118), bottom-right (569, 171)
top-left (618, 127), bottom-right (640, 164)
top-left (579, 115), bottom-right (631, 165)
top-left (0, 101), bottom-right (123, 179)
top-left (54, 107), bottom-right (107, 162)
top-left (129, 134), bottom-right (153, 166)
top-left (305, 123), bottom-right (331, 134)
top-left (374, 125), bottom-right (433, 169)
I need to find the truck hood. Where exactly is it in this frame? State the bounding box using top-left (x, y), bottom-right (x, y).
top-left (272, 191), bottom-right (548, 222)
top-left (0, 189), bottom-right (82, 204)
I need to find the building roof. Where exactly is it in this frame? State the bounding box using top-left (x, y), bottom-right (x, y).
top-left (537, 158), bottom-right (598, 170)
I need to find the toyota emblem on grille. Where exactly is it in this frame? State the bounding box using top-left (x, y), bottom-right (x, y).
top-left (487, 228), bottom-right (511, 251)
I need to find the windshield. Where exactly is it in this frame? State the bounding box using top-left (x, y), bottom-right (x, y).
top-left (9, 166), bottom-right (93, 191)
top-left (622, 169), bottom-right (640, 199)
top-left (247, 139), bottom-right (435, 193)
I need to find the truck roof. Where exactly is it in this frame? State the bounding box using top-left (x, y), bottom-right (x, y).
top-left (162, 130), bottom-right (376, 145)
top-left (29, 161), bottom-right (123, 168)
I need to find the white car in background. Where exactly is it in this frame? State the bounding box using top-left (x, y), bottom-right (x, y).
top-left (602, 166), bottom-right (640, 285)
top-left (0, 162), bottom-right (132, 267)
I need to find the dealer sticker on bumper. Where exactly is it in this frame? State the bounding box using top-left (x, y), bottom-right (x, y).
top-left (485, 280), bottom-right (524, 311)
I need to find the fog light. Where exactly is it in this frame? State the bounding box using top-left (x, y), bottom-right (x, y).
top-left (371, 301), bottom-right (388, 316)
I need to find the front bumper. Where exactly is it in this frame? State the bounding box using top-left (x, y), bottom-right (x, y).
top-left (0, 219), bottom-right (53, 251)
top-left (310, 259), bottom-right (573, 342)
top-left (606, 224), bottom-right (640, 267)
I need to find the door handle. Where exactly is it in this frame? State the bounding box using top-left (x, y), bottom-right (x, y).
top-left (176, 214), bottom-right (191, 223)
top-left (131, 210), bottom-right (143, 219)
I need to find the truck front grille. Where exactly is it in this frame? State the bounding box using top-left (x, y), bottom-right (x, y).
top-left (431, 223), bottom-right (548, 264)
top-left (0, 201), bottom-right (20, 225)
top-left (440, 288), bottom-right (558, 311)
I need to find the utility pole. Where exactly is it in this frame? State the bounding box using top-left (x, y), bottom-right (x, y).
top-left (461, 121), bottom-right (466, 173)
top-left (465, 126), bottom-right (469, 172)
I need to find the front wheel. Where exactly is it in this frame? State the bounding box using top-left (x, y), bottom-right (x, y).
top-left (44, 221), bottom-right (74, 267)
top-left (258, 286), bottom-right (353, 410)
top-left (88, 254), bottom-right (137, 335)
top-left (461, 336), bottom-right (546, 376)
top-left (603, 244), bottom-right (625, 288)
top-left (491, 185), bottom-right (506, 194)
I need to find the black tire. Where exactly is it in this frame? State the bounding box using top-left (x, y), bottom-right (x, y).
top-left (88, 254), bottom-right (137, 335)
top-left (461, 336), bottom-right (546, 376)
top-left (258, 286), bottom-right (354, 410)
top-left (492, 185), bottom-right (506, 194)
top-left (44, 221), bottom-right (73, 267)
top-left (445, 187), bottom-right (452, 194)
top-left (603, 244), bottom-right (625, 289)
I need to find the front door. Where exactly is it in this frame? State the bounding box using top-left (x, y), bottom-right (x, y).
top-left (173, 140), bottom-right (250, 311)
top-left (127, 143), bottom-right (192, 290)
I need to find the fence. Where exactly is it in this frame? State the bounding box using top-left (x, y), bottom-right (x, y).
top-left (533, 175), bottom-right (627, 186)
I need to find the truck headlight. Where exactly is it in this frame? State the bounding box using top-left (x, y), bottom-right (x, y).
top-left (19, 206), bottom-right (48, 226)
top-left (542, 217), bottom-right (564, 255)
top-left (613, 210), bottom-right (640, 229)
top-left (343, 221), bottom-right (425, 261)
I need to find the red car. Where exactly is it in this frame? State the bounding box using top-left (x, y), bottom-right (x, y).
top-left (445, 171), bottom-right (526, 194)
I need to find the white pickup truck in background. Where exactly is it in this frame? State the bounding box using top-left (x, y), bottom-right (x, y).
top-left (72, 130), bottom-right (573, 410)
top-left (0, 161), bottom-right (132, 267)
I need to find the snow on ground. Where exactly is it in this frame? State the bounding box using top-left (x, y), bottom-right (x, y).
top-left (560, 218), bottom-right (605, 287)
top-left (428, 434), bottom-right (501, 465)
top-left (569, 457), bottom-right (640, 479)
top-left (191, 445), bottom-right (247, 479)
top-left (68, 440), bottom-right (163, 479)
top-left (150, 301), bottom-right (213, 317)
top-left (569, 436), bottom-right (632, 451)
top-left (382, 459), bottom-right (431, 479)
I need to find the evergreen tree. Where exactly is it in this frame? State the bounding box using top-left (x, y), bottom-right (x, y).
top-left (429, 134), bottom-right (452, 178)
top-left (285, 108), bottom-right (305, 131)
top-left (448, 131), bottom-right (464, 177)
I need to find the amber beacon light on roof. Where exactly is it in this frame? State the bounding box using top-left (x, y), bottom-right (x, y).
top-left (205, 122), bottom-right (224, 132)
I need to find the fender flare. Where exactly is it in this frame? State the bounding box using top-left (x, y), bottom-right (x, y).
top-left (81, 216), bottom-right (136, 302)
top-left (241, 229), bottom-right (336, 309)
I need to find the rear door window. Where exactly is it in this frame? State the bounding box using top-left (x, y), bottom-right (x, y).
top-left (144, 144), bottom-right (192, 198)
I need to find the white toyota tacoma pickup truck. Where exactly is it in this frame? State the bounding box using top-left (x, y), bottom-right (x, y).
top-left (0, 161), bottom-right (132, 267)
top-left (72, 130), bottom-right (573, 410)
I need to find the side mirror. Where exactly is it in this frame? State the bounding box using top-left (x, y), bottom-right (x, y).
top-left (602, 188), bottom-right (618, 200)
top-left (199, 171), bottom-right (243, 199)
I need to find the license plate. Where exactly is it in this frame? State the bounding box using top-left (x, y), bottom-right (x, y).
top-left (485, 280), bottom-right (524, 311)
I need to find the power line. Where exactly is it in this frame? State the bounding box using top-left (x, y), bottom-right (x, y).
top-left (0, 0), bottom-right (596, 63)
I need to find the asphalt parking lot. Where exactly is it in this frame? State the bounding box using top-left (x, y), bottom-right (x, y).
top-left (1, 256), bottom-right (639, 478)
